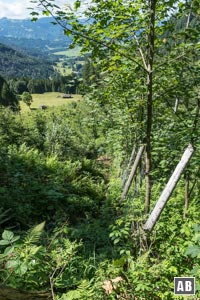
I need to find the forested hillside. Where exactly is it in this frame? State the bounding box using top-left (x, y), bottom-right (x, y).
top-left (0, 1), bottom-right (199, 300)
top-left (0, 43), bottom-right (55, 79)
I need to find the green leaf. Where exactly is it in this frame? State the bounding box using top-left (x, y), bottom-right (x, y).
top-left (2, 230), bottom-right (14, 241)
top-left (6, 259), bottom-right (20, 269)
top-left (0, 246), bottom-right (15, 259)
top-left (42, 10), bottom-right (50, 16)
top-left (190, 265), bottom-right (199, 276)
top-left (29, 245), bottom-right (41, 255)
top-left (19, 262), bottom-right (28, 275)
top-left (193, 224), bottom-right (200, 233)
top-left (4, 245), bottom-right (15, 256)
top-left (30, 12), bottom-right (39, 16)
top-left (12, 235), bottom-right (20, 243)
top-left (24, 221), bottom-right (45, 245)
top-left (113, 238), bottom-right (120, 244)
top-left (185, 245), bottom-right (200, 258)
top-left (74, 0), bottom-right (81, 10)
top-left (31, 17), bottom-right (38, 22)
top-left (0, 240), bottom-right (10, 246)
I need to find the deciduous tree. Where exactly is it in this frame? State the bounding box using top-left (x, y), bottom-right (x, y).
top-left (22, 91), bottom-right (33, 109)
top-left (31, 0), bottom-right (200, 212)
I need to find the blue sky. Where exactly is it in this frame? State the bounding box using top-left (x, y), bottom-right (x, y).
top-left (0, 0), bottom-right (74, 19)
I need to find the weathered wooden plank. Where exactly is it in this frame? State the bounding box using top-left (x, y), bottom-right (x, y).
top-left (121, 146), bottom-right (136, 189)
top-left (174, 97), bottom-right (179, 113)
top-left (120, 145), bottom-right (145, 203)
top-left (143, 143), bottom-right (194, 232)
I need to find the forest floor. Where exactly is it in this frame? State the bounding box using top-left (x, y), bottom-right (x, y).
top-left (20, 92), bottom-right (82, 112)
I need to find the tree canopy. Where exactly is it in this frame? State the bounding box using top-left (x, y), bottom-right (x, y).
top-left (31, 0), bottom-right (200, 211)
top-left (0, 75), bottom-right (18, 109)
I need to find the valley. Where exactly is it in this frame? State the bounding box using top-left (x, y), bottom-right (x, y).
top-left (0, 17), bottom-right (84, 80)
top-left (0, 17), bottom-right (85, 111)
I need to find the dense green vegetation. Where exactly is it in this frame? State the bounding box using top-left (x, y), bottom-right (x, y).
top-left (8, 74), bottom-right (81, 95)
top-left (0, 0), bottom-right (200, 299)
top-left (0, 91), bottom-right (199, 300)
top-left (0, 75), bottom-right (18, 109)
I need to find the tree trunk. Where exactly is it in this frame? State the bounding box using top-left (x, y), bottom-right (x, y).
top-left (145, 0), bottom-right (156, 214)
top-left (0, 285), bottom-right (52, 300)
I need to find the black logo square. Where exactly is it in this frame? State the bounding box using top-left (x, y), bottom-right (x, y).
top-left (174, 277), bottom-right (195, 295)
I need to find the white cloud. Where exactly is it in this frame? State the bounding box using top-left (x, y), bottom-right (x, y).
top-left (0, 0), bottom-right (75, 19)
top-left (0, 1), bottom-right (30, 19)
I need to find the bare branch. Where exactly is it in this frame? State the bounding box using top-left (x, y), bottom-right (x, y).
top-left (134, 34), bottom-right (148, 71)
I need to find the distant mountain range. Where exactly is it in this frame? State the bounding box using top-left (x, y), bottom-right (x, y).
top-left (0, 17), bottom-right (65, 40)
top-left (0, 17), bottom-right (72, 57)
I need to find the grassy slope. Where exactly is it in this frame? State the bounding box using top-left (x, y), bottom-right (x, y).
top-left (54, 61), bottom-right (72, 76)
top-left (54, 47), bottom-right (82, 57)
top-left (53, 47), bottom-right (85, 75)
top-left (20, 92), bottom-right (82, 112)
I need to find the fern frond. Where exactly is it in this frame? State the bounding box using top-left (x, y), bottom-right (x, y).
top-left (24, 221), bottom-right (45, 246)
top-left (62, 280), bottom-right (94, 300)
top-left (62, 290), bottom-right (80, 300)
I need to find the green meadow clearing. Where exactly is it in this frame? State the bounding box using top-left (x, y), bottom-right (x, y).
top-left (53, 47), bottom-right (82, 57)
top-left (54, 61), bottom-right (72, 75)
top-left (53, 47), bottom-right (85, 75)
top-left (20, 92), bottom-right (82, 112)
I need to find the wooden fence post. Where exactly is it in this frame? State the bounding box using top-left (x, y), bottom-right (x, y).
top-left (121, 146), bottom-right (136, 189)
top-left (120, 145), bottom-right (145, 203)
top-left (143, 143), bottom-right (194, 232)
top-left (174, 98), bottom-right (179, 113)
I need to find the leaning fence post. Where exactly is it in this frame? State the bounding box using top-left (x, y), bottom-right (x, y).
top-left (143, 143), bottom-right (194, 232)
top-left (121, 146), bottom-right (136, 189)
top-left (120, 145), bottom-right (145, 203)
